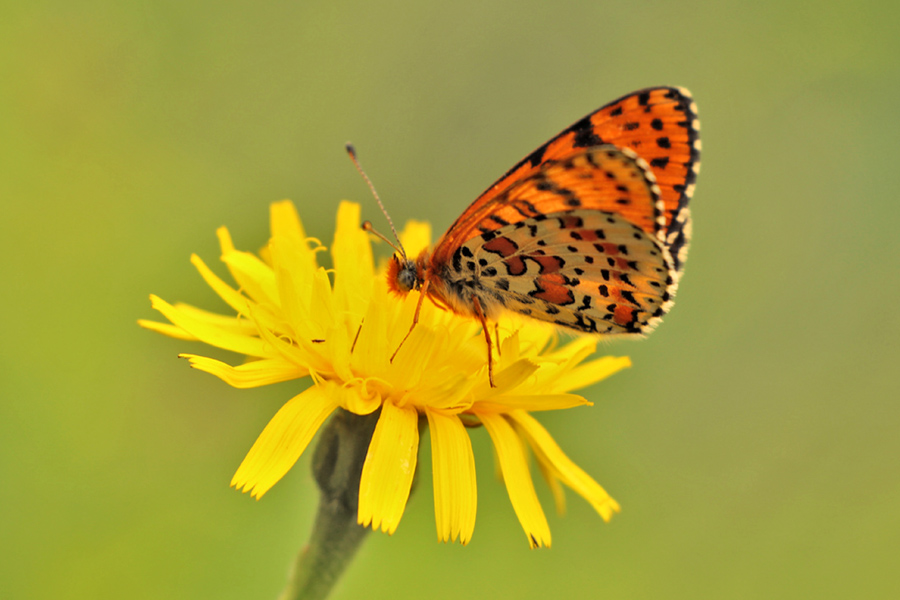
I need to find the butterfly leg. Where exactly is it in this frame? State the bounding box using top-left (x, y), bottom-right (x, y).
top-left (390, 279), bottom-right (430, 363)
top-left (472, 296), bottom-right (496, 388)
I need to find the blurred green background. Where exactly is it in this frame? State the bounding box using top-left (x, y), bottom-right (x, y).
top-left (3, 1), bottom-right (899, 598)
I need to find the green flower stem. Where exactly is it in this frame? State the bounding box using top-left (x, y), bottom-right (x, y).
top-left (278, 409), bottom-right (380, 600)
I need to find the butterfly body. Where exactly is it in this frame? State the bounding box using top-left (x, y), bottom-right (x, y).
top-left (382, 86), bottom-right (700, 381)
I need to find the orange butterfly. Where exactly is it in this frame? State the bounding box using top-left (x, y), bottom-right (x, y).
top-left (360, 86), bottom-right (700, 386)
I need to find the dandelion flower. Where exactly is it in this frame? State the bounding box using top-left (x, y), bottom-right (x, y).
top-left (140, 200), bottom-right (629, 547)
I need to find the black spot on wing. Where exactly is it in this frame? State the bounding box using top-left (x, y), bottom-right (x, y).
top-left (577, 314), bottom-right (599, 333)
top-left (526, 143), bottom-right (548, 168)
top-left (667, 221), bottom-right (690, 274)
top-left (570, 116), bottom-right (605, 148)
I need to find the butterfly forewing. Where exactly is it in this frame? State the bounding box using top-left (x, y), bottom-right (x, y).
top-left (434, 86), bottom-right (700, 264)
top-left (433, 146), bottom-right (666, 265)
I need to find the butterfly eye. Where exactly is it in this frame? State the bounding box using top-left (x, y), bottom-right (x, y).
top-left (396, 259), bottom-right (419, 292)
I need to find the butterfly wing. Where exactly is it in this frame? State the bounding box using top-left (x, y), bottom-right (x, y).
top-left (433, 86), bottom-right (700, 274)
top-left (431, 146), bottom-right (676, 335)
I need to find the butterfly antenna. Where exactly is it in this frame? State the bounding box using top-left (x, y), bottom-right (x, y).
top-left (346, 143), bottom-right (407, 259)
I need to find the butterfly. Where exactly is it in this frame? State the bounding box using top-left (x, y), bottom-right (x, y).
top-left (364, 86), bottom-right (700, 386)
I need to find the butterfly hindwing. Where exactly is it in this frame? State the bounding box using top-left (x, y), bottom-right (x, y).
top-left (432, 147), bottom-right (677, 334)
top-left (454, 209), bottom-right (674, 335)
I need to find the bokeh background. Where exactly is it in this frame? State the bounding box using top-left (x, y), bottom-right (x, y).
top-left (3, 1), bottom-right (899, 598)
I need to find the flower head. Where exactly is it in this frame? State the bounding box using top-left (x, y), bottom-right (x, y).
top-left (140, 200), bottom-right (629, 547)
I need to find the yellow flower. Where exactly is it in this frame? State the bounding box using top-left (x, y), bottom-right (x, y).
top-left (140, 200), bottom-right (629, 548)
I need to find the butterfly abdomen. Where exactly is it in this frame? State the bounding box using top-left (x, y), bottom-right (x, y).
top-left (426, 260), bottom-right (509, 321)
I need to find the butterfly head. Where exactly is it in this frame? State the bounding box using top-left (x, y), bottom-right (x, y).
top-left (387, 253), bottom-right (424, 295)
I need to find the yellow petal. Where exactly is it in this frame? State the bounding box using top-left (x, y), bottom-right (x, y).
top-left (270, 199), bottom-right (306, 238)
top-left (271, 259), bottom-right (312, 337)
top-left (332, 201), bottom-right (375, 319)
top-left (251, 305), bottom-right (333, 374)
top-left (231, 383), bottom-right (340, 498)
top-left (511, 411), bottom-right (620, 522)
top-left (269, 201), bottom-right (321, 275)
top-left (189, 254), bottom-right (287, 337)
top-left (388, 296), bottom-right (442, 391)
top-left (337, 381), bottom-right (382, 416)
top-left (413, 370), bottom-right (476, 412)
top-left (137, 319), bottom-right (197, 340)
top-left (179, 354), bottom-right (307, 388)
top-left (149, 295), bottom-right (270, 357)
top-left (358, 401), bottom-right (419, 534)
top-left (480, 413), bottom-right (551, 548)
top-left (326, 322), bottom-right (355, 384)
top-left (534, 449), bottom-right (567, 516)
top-left (469, 358), bottom-right (541, 399)
top-left (473, 393), bottom-right (590, 414)
top-left (217, 228), bottom-right (280, 308)
top-left (270, 249), bottom-right (330, 346)
top-left (541, 334), bottom-right (596, 364)
top-left (268, 202), bottom-right (323, 320)
top-left (309, 267), bottom-right (339, 333)
top-left (398, 220), bottom-right (432, 258)
top-left (351, 284), bottom-right (392, 377)
top-left (554, 355), bottom-right (631, 393)
top-left (426, 409), bottom-right (476, 544)
top-left (189, 253), bottom-right (250, 316)
top-left (501, 318), bottom-right (556, 355)
top-left (170, 302), bottom-right (259, 335)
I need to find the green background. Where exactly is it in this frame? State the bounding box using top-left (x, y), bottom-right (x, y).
top-left (3, 1), bottom-right (899, 598)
